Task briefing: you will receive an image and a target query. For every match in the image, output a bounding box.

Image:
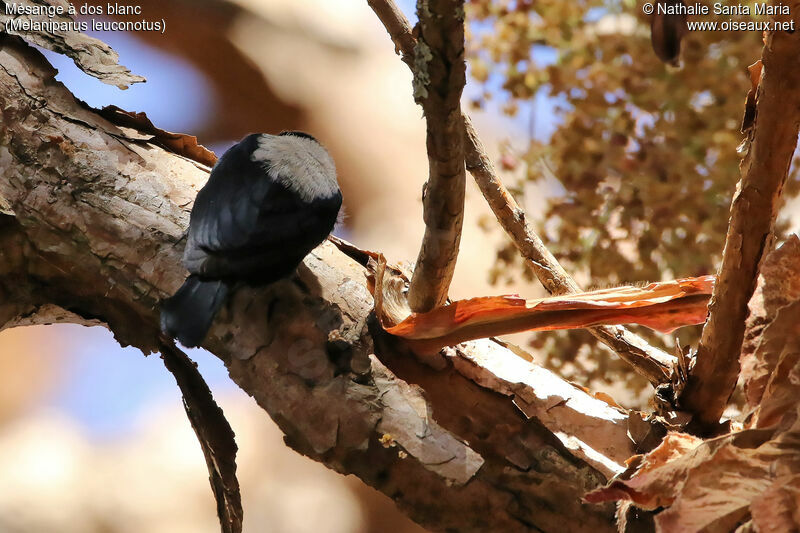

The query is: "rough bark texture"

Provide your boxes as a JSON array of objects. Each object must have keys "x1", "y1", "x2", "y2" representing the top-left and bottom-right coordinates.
[
  {"x1": 0, "y1": 36, "x2": 629, "y2": 532},
  {"x1": 679, "y1": 4, "x2": 800, "y2": 431},
  {"x1": 406, "y1": 0, "x2": 467, "y2": 312}
]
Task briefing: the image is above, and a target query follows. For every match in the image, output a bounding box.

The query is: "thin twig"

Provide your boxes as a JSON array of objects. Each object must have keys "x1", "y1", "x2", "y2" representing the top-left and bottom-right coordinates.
[
  {"x1": 366, "y1": 0, "x2": 415, "y2": 69},
  {"x1": 404, "y1": 0, "x2": 468, "y2": 312},
  {"x1": 159, "y1": 339, "x2": 243, "y2": 533},
  {"x1": 679, "y1": 11, "x2": 800, "y2": 432},
  {"x1": 463, "y1": 119, "x2": 581, "y2": 296},
  {"x1": 367, "y1": 0, "x2": 676, "y2": 385},
  {"x1": 464, "y1": 119, "x2": 676, "y2": 384}
]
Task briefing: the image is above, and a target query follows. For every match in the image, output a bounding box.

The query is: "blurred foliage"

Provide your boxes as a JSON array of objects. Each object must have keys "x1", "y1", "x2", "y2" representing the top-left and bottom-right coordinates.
[{"x1": 465, "y1": 0, "x2": 800, "y2": 399}]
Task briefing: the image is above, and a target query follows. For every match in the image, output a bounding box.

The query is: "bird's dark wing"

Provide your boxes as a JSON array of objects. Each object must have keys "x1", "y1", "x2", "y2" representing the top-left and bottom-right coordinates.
[
  {"x1": 186, "y1": 134, "x2": 270, "y2": 252},
  {"x1": 183, "y1": 134, "x2": 341, "y2": 280}
]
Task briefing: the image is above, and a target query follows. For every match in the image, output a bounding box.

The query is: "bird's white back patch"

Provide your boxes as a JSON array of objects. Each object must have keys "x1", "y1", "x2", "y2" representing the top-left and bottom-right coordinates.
[{"x1": 251, "y1": 134, "x2": 339, "y2": 202}]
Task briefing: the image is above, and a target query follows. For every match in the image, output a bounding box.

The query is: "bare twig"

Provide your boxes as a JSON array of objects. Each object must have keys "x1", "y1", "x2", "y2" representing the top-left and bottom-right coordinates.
[
  {"x1": 463, "y1": 120, "x2": 677, "y2": 384},
  {"x1": 405, "y1": 0, "x2": 467, "y2": 312},
  {"x1": 160, "y1": 339, "x2": 243, "y2": 533},
  {"x1": 679, "y1": 6, "x2": 800, "y2": 431},
  {"x1": 366, "y1": 0, "x2": 415, "y2": 69},
  {"x1": 464, "y1": 120, "x2": 580, "y2": 295},
  {"x1": 368, "y1": 0, "x2": 677, "y2": 385}
]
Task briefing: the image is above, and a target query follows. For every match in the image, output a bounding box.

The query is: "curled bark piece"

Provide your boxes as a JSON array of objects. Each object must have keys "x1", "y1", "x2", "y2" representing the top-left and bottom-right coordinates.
[
  {"x1": 1, "y1": 0, "x2": 145, "y2": 88},
  {"x1": 382, "y1": 276, "x2": 714, "y2": 354}
]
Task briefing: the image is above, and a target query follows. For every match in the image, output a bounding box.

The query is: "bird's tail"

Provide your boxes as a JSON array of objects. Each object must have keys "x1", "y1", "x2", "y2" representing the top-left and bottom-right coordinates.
[{"x1": 160, "y1": 275, "x2": 230, "y2": 348}]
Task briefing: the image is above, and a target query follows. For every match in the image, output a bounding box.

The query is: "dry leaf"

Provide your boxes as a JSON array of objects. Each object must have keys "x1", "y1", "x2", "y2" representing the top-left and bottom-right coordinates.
[
  {"x1": 595, "y1": 391, "x2": 624, "y2": 410},
  {"x1": 741, "y1": 235, "x2": 800, "y2": 417},
  {"x1": 749, "y1": 475, "x2": 800, "y2": 533},
  {"x1": 749, "y1": 301, "x2": 800, "y2": 429},
  {"x1": 586, "y1": 411, "x2": 800, "y2": 533},
  {"x1": 585, "y1": 432, "x2": 703, "y2": 508},
  {"x1": 381, "y1": 276, "x2": 713, "y2": 353}
]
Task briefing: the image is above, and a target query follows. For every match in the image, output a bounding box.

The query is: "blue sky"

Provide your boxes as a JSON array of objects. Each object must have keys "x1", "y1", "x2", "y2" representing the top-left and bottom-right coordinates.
[
  {"x1": 41, "y1": 29, "x2": 214, "y2": 134},
  {"x1": 34, "y1": 324, "x2": 236, "y2": 439}
]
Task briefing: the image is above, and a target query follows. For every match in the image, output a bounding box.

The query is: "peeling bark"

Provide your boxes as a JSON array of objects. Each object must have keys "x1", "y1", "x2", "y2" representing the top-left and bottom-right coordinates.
[{"x1": 1, "y1": 0, "x2": 144, "y2": 88}]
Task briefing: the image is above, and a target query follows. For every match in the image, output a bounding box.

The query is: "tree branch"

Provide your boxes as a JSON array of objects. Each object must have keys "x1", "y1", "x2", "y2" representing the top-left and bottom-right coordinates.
[
  {"x1": 368, "y1": 0, "x2": 677, "y2": 386},
  {"x1": 406, "y1": 0, "x2": 468, "y2": 312},
  {"x1": 679, "y1": 3, "x2": 800, "y2": 431},
  {"x1": 0, "y1": 34, "x2": 628, "y2": 531}
]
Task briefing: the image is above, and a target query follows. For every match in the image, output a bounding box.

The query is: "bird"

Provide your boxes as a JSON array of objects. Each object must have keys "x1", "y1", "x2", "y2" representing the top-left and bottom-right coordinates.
[{"x1": 160, "y1": 131, "x2": 342, "y2": 348}]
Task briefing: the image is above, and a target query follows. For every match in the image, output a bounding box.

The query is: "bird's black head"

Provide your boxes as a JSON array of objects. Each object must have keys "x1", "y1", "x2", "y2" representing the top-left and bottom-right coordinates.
[{"x1": 279, "y1": 131, "x2": 318, "y2": 143}]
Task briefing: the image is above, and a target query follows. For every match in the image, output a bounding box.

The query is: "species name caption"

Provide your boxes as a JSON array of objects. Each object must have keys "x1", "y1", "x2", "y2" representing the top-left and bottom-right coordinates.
[{"x1": 4, "y1": 3, "x2": 165, "y2": 34}]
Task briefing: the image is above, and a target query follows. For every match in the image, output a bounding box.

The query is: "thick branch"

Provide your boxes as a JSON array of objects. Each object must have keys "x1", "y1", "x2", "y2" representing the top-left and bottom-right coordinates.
[
  {"x1": 679, "y1": 4, "x2": 800, "y2": 430},
  {"x1": 368, "y1": 0, "x2": 676, "y2": 386},
  {"x1": 0, "y1": 36, "x2": 626, "y2": 531},
  {"x1": 406, "y1": 0, "x2": 467, "y2": 312}
]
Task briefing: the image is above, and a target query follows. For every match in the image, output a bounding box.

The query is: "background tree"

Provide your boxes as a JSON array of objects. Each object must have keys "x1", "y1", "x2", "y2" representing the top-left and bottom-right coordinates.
[{"x1": 468, "y1": 0, "x2": 800, "y2": 397}]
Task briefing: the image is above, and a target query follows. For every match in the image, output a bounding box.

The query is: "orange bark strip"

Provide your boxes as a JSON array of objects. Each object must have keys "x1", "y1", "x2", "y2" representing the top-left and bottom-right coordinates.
[{"x1": 385, "y1": 276, "x2": 714, "y2": 351}]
